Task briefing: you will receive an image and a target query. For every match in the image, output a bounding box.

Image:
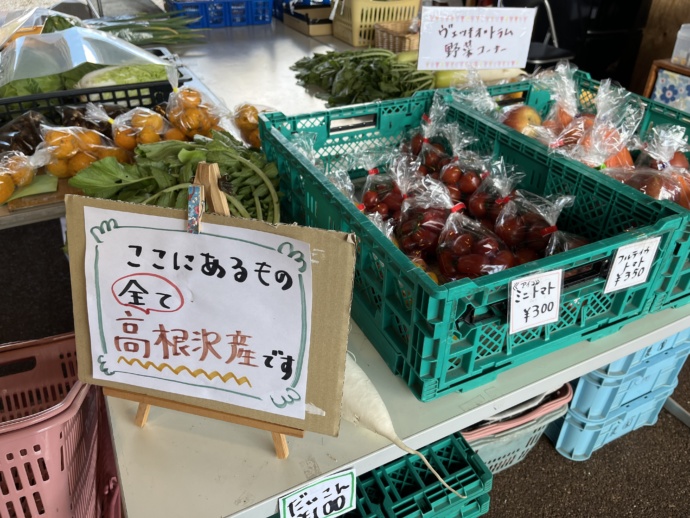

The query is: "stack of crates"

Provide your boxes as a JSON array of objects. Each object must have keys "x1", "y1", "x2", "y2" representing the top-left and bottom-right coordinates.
[
  {"x1": 546, "y1": 328, "x2": 690, "y2": 460},
  {"x1": 273, "y1": 0, "x2": 330, "y2": 21}
]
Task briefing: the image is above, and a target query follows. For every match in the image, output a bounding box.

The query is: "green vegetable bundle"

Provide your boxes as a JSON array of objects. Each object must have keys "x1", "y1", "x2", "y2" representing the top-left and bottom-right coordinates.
[
  {"x1": 69, "y1": 131, "x2": 281, "y2": 223},
  {"x1": 43, "y1": 12, "x2": 205, "y2": 47},
  {"x1": 291, "y1": 49, "x2": 434, "y2": 107}
]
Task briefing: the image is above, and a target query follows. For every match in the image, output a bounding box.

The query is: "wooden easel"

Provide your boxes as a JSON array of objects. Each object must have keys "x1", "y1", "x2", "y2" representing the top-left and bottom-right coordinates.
[{"x1": 103, "y1": 162, "x2": 303, "y2": 459}]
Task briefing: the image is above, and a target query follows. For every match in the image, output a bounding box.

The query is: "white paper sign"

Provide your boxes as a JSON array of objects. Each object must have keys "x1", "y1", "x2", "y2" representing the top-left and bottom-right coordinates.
[
  {"x1": 279, "y1": 469, "x2": 356, "y2": 518},
  {"x1": 604, "y1": 237, "x2": 661, "y2": 294},
  {"x1": 417, "y1": 7, "x2": 537, "y2": 70},
  {"x1": 509, "y1": 270, "x2": 563, "y2": 335},
  {"x1": 83, "y1": 206, "x2": 312, "y2": 419}
]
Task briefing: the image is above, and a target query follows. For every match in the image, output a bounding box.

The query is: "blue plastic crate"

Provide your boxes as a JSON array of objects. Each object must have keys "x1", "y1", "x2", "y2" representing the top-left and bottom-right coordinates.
[
  {"x1": 251, "y1": 0, "x2": 273, "y2": 24},
  {"x1": 166, "y1": 0, "x2": 272, "y2": 27},
  {"x1": 599, "y1": 327, "x2": 690, "y2": 376},
  {"x1": 545, "y1": 382, "x2": 677, "y2": 461},
  {"x1": 569, "y1": 340, "x2": 690, "y2": 421}
]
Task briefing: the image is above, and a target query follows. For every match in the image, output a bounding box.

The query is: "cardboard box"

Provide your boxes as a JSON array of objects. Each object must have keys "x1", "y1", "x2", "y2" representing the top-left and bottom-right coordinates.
[{"x1": 283, "y1": 6, "x2": 333, "y2": 37}]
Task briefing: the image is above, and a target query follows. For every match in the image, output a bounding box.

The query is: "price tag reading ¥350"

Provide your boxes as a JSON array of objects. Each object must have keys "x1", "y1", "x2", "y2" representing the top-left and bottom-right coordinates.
[
  {"x1": 604, "y1": 236, "x2": 661, "y2": 294},
  {"x1": 509, "y1": 270, "x2": 563, "y2": 335},
  {"x1": 279, "y1": 469, "x2": 356, "y2": 518}
]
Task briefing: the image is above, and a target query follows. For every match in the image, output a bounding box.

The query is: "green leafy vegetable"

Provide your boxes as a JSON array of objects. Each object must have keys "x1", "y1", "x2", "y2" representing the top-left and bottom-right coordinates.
[
  {"x1": 291, "y1": 49, "x2": 435, "y2": 107},
  {"x1": 69, "y1": 131, "x2": 281, "y2": 223}
]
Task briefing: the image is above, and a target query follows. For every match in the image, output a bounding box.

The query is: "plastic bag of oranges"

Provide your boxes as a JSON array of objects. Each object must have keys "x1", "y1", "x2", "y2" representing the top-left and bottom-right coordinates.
[
  {"x1": 86, "y1": 103, "x2": 183, "y2": 151},
  {"x1": 167, "y1": 86, "x2": 224, "y2": 140},
  {"x1": 0, "y1": 149, "x2": 51, "y2": 204},
  {"x1": 41, "y1": 125, "x2": 131, "y2": 178},
  {"x1": 232, "y1": 103, "x2": 274, "y2": 149}
]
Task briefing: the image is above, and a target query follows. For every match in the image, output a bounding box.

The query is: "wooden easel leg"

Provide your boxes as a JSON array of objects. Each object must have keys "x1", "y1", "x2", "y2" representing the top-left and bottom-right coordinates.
[
  {"x1": 135, "y1": 403, "x2": 151, "y2": 427},
  {"x1": 271, "y1": 432, "x2": 289, "y2": 459}
]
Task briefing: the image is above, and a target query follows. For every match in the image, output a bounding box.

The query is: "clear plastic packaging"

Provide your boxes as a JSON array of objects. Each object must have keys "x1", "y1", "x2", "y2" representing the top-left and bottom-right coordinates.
[
  {"x1": 636, "y1": 124, "x2": 689, "y2": 171},
  {"x1": 568, "y1": 80, "x2": 644, "y2": 169},
  {"x1": 41, "y1": 124, "x2": 130, "y2": 178},
  {"x1": 394, "y1": 180, "x2": 453, "y2": 260},
  {"x1": 437, "y1": 126, "x2": 485, "y2": 204},
  {"x1": 166, "y1": 76, "x2": 224, "y2": 139},
  {"x1": 86, "y1": 103, "x2": 176, "y2": 150},
  {"x1": 0, "y1": 111, "x2": 48, "y2": 155},
  {"x1": 437, "y1": 210, "x2": 514, "y2": 281},
  {"x1": 451, "y1": 70, "x2": 500, "y2": 119},
  {"x1": 494, "y1": 190, "x2": 575, "y2": 262},
  {"x1": 56, "y1": 104, "x2": 129, "y2": 139},
  {"x1": 604, "y1": 167, "x2": 690, "y2": 210},
  {"x1": 0, "y1": 148, "x2": 51, "y2": 188},
  {"x1": 232, "y1": 103, "x2": 274, "y2": 149},
  {"x1": 534, "y1": 61, "x2": 579, "y2": 138},
  {"x1": 467, "y1": 159, "x2": 524, "y2": 229},
  {"x1": 0, "y1": 27, "x2": 173, "y2": 97}
]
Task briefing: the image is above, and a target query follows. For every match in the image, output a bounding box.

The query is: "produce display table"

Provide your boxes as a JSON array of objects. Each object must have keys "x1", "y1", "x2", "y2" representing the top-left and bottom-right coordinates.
[{"x1": 107, "y1": 306, "x2": 690, "y2": 517}]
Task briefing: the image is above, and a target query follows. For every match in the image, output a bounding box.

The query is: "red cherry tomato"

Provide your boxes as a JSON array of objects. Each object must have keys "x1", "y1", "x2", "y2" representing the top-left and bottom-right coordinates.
[
  {"x1": 456, "y1": 254, "x2": 489, "y2": 278},
  {"x1": 458, "y1": 171, "x2": 481, "y2": 194},
  {"x1": 440, "y1": 165, "x2": 462, "y2": 185},
  {"x1": 362, "y1": 190, "x2": 379, "y2": 209}
]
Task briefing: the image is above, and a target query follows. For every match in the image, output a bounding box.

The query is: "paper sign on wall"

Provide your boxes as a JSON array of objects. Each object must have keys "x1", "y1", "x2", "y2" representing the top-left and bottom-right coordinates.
[
  {"x1": 509, "y1": 270, "x2": 563, "y2": 335},
  {"x1": 82, "y1": 205, "x2": 313, "y2": 419},
  {"x1": 417, "y1": 7, "x2": 537, "y2": 70},
  {"x1": 604, "y1": 237, "x2": 661, "y2": 294},
  {"x1": 279, "y1": 469, "x2": 356, "y2": 518}
]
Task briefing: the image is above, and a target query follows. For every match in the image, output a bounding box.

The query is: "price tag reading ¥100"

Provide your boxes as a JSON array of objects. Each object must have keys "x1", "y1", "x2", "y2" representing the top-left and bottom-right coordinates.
[
  {"x1": 509, "y1": 270, "x2": 563, "y2": 335},
  {"x1": 604, "y1": 236, "x2": 661, "y2": 294},
  {"x1": 279, "y1": 469, "x2": 356, "y2": 518}
]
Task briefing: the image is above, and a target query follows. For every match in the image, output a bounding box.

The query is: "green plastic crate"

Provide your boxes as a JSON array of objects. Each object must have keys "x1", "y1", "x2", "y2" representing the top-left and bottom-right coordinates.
[
  {"x1": 482, "y1": 71, "x2": 690, "y2": 311},
  {"x1": 260, "y1": 90, "x2": 685, "y2": 402},
  {"x1": 360, "y1": 432, "x2": 492, "y2": 518}
]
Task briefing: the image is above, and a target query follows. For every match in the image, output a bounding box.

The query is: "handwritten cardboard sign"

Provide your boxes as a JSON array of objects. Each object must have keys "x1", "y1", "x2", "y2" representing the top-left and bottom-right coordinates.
[
  {"x1": 67, "y1": 196, "x2": 356, "y2": 436},
  {"x1": 417, "y1": 7, "x2": 536, "y2": 70}
]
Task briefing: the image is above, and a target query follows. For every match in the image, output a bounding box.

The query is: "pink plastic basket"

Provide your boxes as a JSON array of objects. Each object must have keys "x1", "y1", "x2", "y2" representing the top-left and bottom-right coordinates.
[
  {"x1": 0, "y1": 333, "x2": 99, "y2": 518},
  {"x1": 461, "y1": 383, "x2": 574, "y2": 442}
]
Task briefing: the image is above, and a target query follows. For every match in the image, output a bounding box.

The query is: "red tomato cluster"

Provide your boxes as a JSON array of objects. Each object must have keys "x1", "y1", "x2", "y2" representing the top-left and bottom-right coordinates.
[
  {"x1": 361, "y1": 180, "x2": 404, "y2": 220},
  {"x1": 396, "y1": 206, "x2": 449, "y2": 259},
  {"x1": 437, "y1": 229, "x2": 516, "y2": 280}
]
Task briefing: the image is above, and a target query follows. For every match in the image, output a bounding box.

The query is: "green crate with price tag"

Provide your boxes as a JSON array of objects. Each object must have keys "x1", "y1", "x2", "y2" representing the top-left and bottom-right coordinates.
[{"x1": 259, "y1": 90, "x2": 686, "y2": 402}]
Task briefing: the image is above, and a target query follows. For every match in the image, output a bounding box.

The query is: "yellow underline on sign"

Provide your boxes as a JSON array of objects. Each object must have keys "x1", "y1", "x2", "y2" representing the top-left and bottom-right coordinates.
[{"x1": 116, "y1": 356, "x2": 252, "y2": 387}]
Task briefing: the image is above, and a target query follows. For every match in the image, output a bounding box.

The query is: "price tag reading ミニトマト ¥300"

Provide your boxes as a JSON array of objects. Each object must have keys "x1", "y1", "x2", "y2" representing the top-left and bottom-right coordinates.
[
  {"x1": 604, "y1": 236, "x2": 661, "y2": 294},
  {"x1": 509, "y1": 270, "x2": 563, "y2": 335},
  {"x1": 279, "y1": 468, "x2": 356, "y2": 518}
]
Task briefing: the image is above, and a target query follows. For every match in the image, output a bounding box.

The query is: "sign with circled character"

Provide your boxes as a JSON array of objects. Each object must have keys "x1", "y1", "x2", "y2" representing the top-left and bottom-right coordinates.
[
  {"x1": 67, "y1": 196, "x2": 356, "y2": 436},
  {"x1": 417, "y1": 7, "x2": 537, "y2": 70}
]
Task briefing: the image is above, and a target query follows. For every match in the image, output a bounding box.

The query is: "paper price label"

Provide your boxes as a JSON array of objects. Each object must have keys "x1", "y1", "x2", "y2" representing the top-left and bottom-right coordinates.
[
  {"x1": 604, "y1": 236, "x2": 661, "y2": 294},
  {"x1": 279, "y1": 469, "x2": 356, "y2": 518},
  {"x1": 509, "y1": 270, "x2": 563, "y2": 335}
]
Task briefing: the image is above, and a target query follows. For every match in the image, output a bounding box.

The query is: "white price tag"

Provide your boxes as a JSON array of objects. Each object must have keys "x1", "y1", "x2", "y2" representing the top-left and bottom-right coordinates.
[
  {"x1": 604, "y1": 237, "x2": 661, "y2": 294},
  {"x1": 509, "y1": 270, "x2": 563, "y2": 335},
  {"x1": 279, "y1": 468, "x2": 356, "y2": 518}
]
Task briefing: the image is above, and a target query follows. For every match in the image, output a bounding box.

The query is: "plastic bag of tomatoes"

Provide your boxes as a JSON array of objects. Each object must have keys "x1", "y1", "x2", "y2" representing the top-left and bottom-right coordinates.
[
  {"x1": 603, "y1": 167, "x2": 690, "y2": 210},
  {"x1": 467, "y1": 159, "x2": 524, "y2": 229},
  {"x1": 532, "y1": 61, "x2": 580, "y2": 146},
  {"x1": 437, "y1": 209, "x2": 515, "y2": 281},
  {"x1": 494, "y1": 190, "x2": 582, "y2": 264},
  {"x1": 394, "y1": 178, "x2": 454, "y2": 260},
  {"x1": 635, "y1": 124, "x2": 689, "y2": 171},
  {"x1": 567, "y1": 80, "x2": 644, "y2": 169}
]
